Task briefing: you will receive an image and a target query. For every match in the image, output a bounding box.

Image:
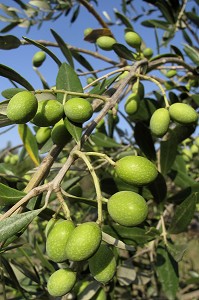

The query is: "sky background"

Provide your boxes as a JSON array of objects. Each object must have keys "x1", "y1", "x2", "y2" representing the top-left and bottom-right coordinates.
[{"x1": 0, "y1": 0, "x2": 197, "y2": 150}]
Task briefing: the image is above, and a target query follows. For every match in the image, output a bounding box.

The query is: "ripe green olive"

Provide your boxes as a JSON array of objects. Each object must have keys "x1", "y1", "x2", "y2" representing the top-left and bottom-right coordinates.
[
  {"x1": 47, "y1": 268, "x2": 76, "y2": 297},
  {"x1": 46, "y1": 220, "x2": 75, "y2": 262},
  {"x1": 96, "y1": 36, "x2": 116, "y2": 51},
  {"x1": 143, "y1": 47, "x2": 153, "y2": 59},
  {"x1": 35, "y1": 127, "x2": 51, "y2": 144},
  {"x1": 65, "y1": 222, "x2": 102, "y2": 261},
  {"x1": 32, "y1": 99, "x2": 64, "y2": 127},
  {"x1": 150, "y1": 108, "x2": 170, "y2": 137},
  {"x1": 32, "y1": 51, "x2": 46, "y2": 67},
  {"x1": 107, "y1": 191, "x2": 148, "y2": 226},
  {"x1": 51, "y1": 119, "x2": 71, "y2": 145},
  {"x1": 132, "y1": 81, "x2": 145, "y2": 100},
  {"x1": 165, "y1": 70, "x2": 177, "y2": 78},
  {"x1": 115, "y1": 155, "x2": 158, "y2": 186},
  {"x1": 64, "y1": 97, "x2": 93, "y2": 123},
  {"x1": 89, "y1": 244, "x2": 116, "y2": 283},
  {"x1": 124, "y1": 31, "x2": 142, "y2": 49},
  {"x1": 124, "y1": 93, "x2": 140, "y2": 115},
  {"x1": 7, "y1": 91, "x2": 38, "y2": 124},
  {"x1": 169, "y1": 103, "x2": 198, "y2": 124}
]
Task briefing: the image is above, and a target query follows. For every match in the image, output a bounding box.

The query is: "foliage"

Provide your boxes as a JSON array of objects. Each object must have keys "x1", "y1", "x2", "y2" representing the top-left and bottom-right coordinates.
[{"x1": 0, "y1": 0, "x2": 199, "y2": 299}]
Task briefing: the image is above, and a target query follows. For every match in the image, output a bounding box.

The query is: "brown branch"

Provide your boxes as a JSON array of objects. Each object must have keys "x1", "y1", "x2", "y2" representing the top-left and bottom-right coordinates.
[{"x1": 78, "y1": 0, "x2": 108, "y2": 29}]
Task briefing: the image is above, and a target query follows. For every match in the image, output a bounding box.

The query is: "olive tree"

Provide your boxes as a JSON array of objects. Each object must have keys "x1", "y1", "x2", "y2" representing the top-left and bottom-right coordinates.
[{"x1": 0, "y1": 1, "x2": 198, "y2": 299}]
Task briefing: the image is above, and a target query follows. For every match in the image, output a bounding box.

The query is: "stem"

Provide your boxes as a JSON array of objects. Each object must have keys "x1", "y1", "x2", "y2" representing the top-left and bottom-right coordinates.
[
  {"x1": 136, "y1": 73, "x2": 170, "y2": 108},
  {"x1": 56, "y1": 190, "x2": 71, "y2": 219},
  {"x1": 85, "y1": 152, "x2": 116, "y2": 166},
  {"x1": 73, "y1": 150, "x2": 103, "y2": 225},
  {"x1": 160, "y1": 215, "x2": 168, "y2": 246}
]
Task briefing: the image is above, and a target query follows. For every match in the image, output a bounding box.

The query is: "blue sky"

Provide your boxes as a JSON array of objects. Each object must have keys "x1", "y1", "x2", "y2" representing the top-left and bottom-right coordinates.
[{"x1": 0, "y1": 0, "x2": 197, "y2": 149}]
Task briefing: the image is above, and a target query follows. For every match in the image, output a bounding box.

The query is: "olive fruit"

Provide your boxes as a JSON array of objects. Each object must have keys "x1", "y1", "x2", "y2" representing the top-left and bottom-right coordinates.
[
  {"x1": 47, "y1": 268, "x2": 76, "y2": 297},
  {"x1": 84, "y1": 27, "x2": 93, "y2": 36},
  {"x1": 195, "y1": 137, "x2": 199, "y2": 147},
  {"x1": 150, "y1": 108, "x2": 170, "y2": 137},
  {"x1": 65, "y1": 222, "x2": 102, "y2": 261},
  {"x1": 64, "y1": 97, "x2": 93, "y2": 123},
  {"x1": 107, "y1": 191, "x2": 148, "y2": 226},
  {"x1": 96, "y1": 36, "x2": 116, "y2": 51},
  {"x1": 124, "y1": 31, "x2": 142, "y2": 49},
  {"x1": 32, "y1": 51, "x2": 46, "y2": 67},
  {"x1": 32, "y1": 99, "x2": 64, "y2": 126},
  {"x1": 89, "y1": 244, "x2": 116, "y2": 283},
  {"x1": 125, "y1": 93, "x2": 140, "y2": 115},
  {"x1": 182, "y1": 148, "x2": 192, "y2": 162},
  {"x1": 191, "y1": 144, "x2": 198, "y2": 155},
  {"x1": 45, "y1": 218, "x2": 64, "y2": 238},
  {"x1": 115, "y1": 155, "x2": 158, "y2": 186},
  {"x1": 36, "y1": 127, "x2": 51, "y2": 144},
  {"x1": 166, "y1": 70, "x2": 177, "y2": 78},
  {"x1": 46, "y1": 220, "x2": 75, "y2": 262},
  {"x1": 132, "y1": 81, "x2": 145, "y2": 100},
  {"x1": 92, "y1": 289, "x2": 107, "y2": 300},
  {"x1": 7, "y1": 91, "x2": 38, "y2": 124},
  {"x1": 143, "y1": 47, "x2": 153, "y2": 59},
  {"x1": 51, "y1": 119, "x2": 71, "y2": 145},
  {"x1": 169, "y1": 103, "x2": 198, "y2": 124}
]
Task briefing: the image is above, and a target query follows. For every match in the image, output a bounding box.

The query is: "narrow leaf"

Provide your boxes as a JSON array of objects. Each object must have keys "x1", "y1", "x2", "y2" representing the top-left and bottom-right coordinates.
[
  {"x1": 0, "y1": 35, "x2": 21, "y2": 50},
  {"x1": 0, "y1": 64, "x2": 34, "y2": 90},
  {"x1": 156, "y1": 245, "x2": 179, "y2": 300},
  {"x1": 167, "y1": 242, "x2": 187, "y2": 262},
  {"x1": 23, "y1": 36, "x2": 62, "y2": 67},
  {"x1": 169, "y1": 193, "x2": 197, "y2": 234},
  {"x1": 142, "y1": 19, "x2": 169, "y2": 30},
  {"x1": 18, "y1": 124, "x2": 40, "y2": 166},
  {"x1": 160, "y1": 131, "x2": 178, "y2": 175},
  {"x1": 0, "y1": 209, "x2": 43, "y2": 243},
  {"x1": 115, "y1": 11, "x2": 134, "y2": 29},
  {"x1": 90, "y1": 132, "x2": 121, "y2": 148},
  {"x1": 50, "y1": 29, "x2": 74, "y2": 68},
  {"x1": 0, "y1": 183, "x2": 26, "y2": 206},
  {"x1": 64, "y1": 117, "x2": 82, "y2": 143},
  {"x1": 113, "y1": 43, "x2": 135, "y2": 60},
  {"x1": 71, "y1": 50, "x2": 95, "y2": 74},
  {"x1": 183, "y1": 44, "x2": 199, "y2": 65},
  {"x1": 2, "y1": 87, "x2": 25, "y2": 98},
  {"x1": 56, "y1": 62, "x2": 83, "y2": 102}
]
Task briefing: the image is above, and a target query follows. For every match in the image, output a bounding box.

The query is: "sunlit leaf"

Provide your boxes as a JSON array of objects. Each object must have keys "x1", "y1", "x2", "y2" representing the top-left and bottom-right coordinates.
[
  {"x1": 29, "y1": 0, "x2": 50, "y2": 11},
  {"x1": 142, "y1": 19, "x2": 169, "y2": 30},
  {"x1": 1, "y1": 87, "x2": 26, "y2": 99},
  {"x1": 90, "y1": 132, "x2": 121, "y2": 148},
  {"x1": 114, "y1": 11, "x2": 134, "y2": 29},
  {"x1": 167, "y1": 241, "x2": 187, "y2": 262},
  {"x1": 18, "y1": 124, "x2": 40, "y2": 166},
  {"x1": 64, "y1": 117, "x2": 82, "y2": 143},
  {"x1": 183, "y1": 44, "x2": 199, "y2": 65}
]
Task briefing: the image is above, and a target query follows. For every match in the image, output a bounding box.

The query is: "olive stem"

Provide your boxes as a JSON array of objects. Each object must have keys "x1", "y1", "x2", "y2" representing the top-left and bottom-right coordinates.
[
  {"x1": 34, "y1": 89, "x2": 108, "y2": 102},
  {"x1": 56, "y1": 190, "x2": 71, "y2": 219},
  {"x1": 160, "y1": 215, "x2": 168, "y2": 246},
  {"x1": 73, "y1": 150, "x2": 103, "y2": 225},
  {"x1": 84, "y1": 152, "x2": 116, "y2": 166},
  {"x1": 135, "y1": 74, "x2": 170, "y2": 108}
]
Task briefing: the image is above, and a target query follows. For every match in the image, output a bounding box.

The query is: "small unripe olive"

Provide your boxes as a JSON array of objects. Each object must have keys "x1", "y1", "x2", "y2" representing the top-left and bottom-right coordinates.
[
  {"x1": 7, "y1": 91, "x2": 38, "y2": 124},
  {"x1": 107, "y1": 191, "x2": 148, "y2": 226},
  {"x1": 124, "y1": 31, "x2": 142, "y2": 49},
  {"x1": 51, "y1": 119, "x2": 71, "y2": 145},
  {"x1": 45, "y1": 218, "x2": 64, "y2": 238},
  {"x1": 89, "y1": 244, "x2": 116, "y2": 283},
  {"x1": 182, "y1": 148, "x2": 192, "y2": 160},
  {"x1": 166, "y1": 70, "x2": 177, "y2": 78},
  {"x1": 190, "y1": 144, "x2": 198, "y2": 155},
  {"x1": 84, "y1": 27, "x2": 93, "y2": 36},
  {"x1": 115, "y1": 156, "x2": 158, "y2": 186},
  {"x1": 47, "y1": 268, "x2": 76, "y2": 297},
  {"x1": 132, "y1": 81, "x2": 145, "y2": 99},
  {"x1": 64, "y1": 97, "x2": 93, "y2": 123},
  {"x1": 96, "y1": 36, "x2": 116, "y2": 51},
  {"x1": 65, "y1": 222, "x2": 102, "y2": 261},
  {"x1": 36, "y1": 127, "x2": 51, "y2": 144},
  {"x1": 32, "y1": 51, "x2": 46, "y2": 67},
  {"x1": 46, "y1": 220, "x2": 75, "y2": 262},
  {"x1": 143, "y1": 47, "x2": 153, "y2": 59},
  {"x1": 125, "y1": 93, "x2": 140, "y2": 115},
  {"x1": 169, "y1": 103, "x2": 198, "y2": 124},
  {"x1": 150, "y1": 108, "x2": 170, "y2": 137},
  {"x1": 32, "y1": 99, "x2": 64, "y2": 127}
]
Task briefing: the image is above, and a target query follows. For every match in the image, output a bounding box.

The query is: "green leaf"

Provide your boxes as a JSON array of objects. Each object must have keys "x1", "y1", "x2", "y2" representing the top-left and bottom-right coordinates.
[
  {"x1": 50, "y1": 29, "x2": 74, "y2": 68},
  {"x1": 182, "y1": 30, "x2": 193, "y2": 46},
  {"x1": 142, "y1": 19, "x2": 169, "y2": 30},
  {"x1": 90, "y1": 132, "x2": 121, "y2": 148},
  {"x1": 0, "y1": 183, "x2": 26, "y2": 206},
  {"x1": 170, "y1": 45, "x2": 184, "y2": 59},
  {"x1": 160, "y1": 131, "x2": 178, "y2": 175},
  {"x1": 156, "y1": 245, "x2": 179, "y2": 300},
  {"x1": 29, "y1": 0, "x2": 50, "y2": 11},
  {"x1": 148, "y1": 172, "x2": 167, "y2": 203},
  {"x1": 23, "y1": 36, "x2": 62, "y2": 67},
  {"x1": 0, "y1": 35, "x2": 21, "y2": 50},
  {"x1": 129, "y1": 98, "x2": 159, "y2": 122},
  {"x1": 0, "y1": 208, "x2": 44, "y2": 243},
  {"x1": 169, "y1": 193, "x2": 197, "y2": 234},
  {"x1": 115, "y1": 11, "x2": 134, "y2": 29},
  {"x1": 0, "y1": 64, "x2": 34, "y2": 90},
  {"x1": 186, "y1": 12, "x2": 199, "y2": 27},
  {"x1": 18, "y1": 124, "x2": 40, "y2": 166},
  {"x1": 56, "y1": 62, "x2": 83, "y2": 102},
  {"x1": 71, "y1": 50, "x2": 95, "y2": 74},
  {"x1": 134, "y1": 122, "x2": 156, "y2": 161},
  {"x1": 183, "y1": 44, "x2": 199, "y2": 65},
  {"x1": 113, "y1": 43, "x2": 135, "y2": 60},
  {"x1": 89, "y1": 75, "x2": 119, "y2": 99},
  {"x1": 0, "y1": 114, "x2": 13, "y2": 127},
  {"x1": 2, "y1": 87, "x2": 26, "y2": 98},
  {"x1": 167, "y1": 241, "x2": 187, "y2": 262},
  {"x1": 168, "y1": 184, "x2": 199, "y2": 204},
  {"x1": 64, "y1": 117, "x2": 82, "y2": 143}
]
